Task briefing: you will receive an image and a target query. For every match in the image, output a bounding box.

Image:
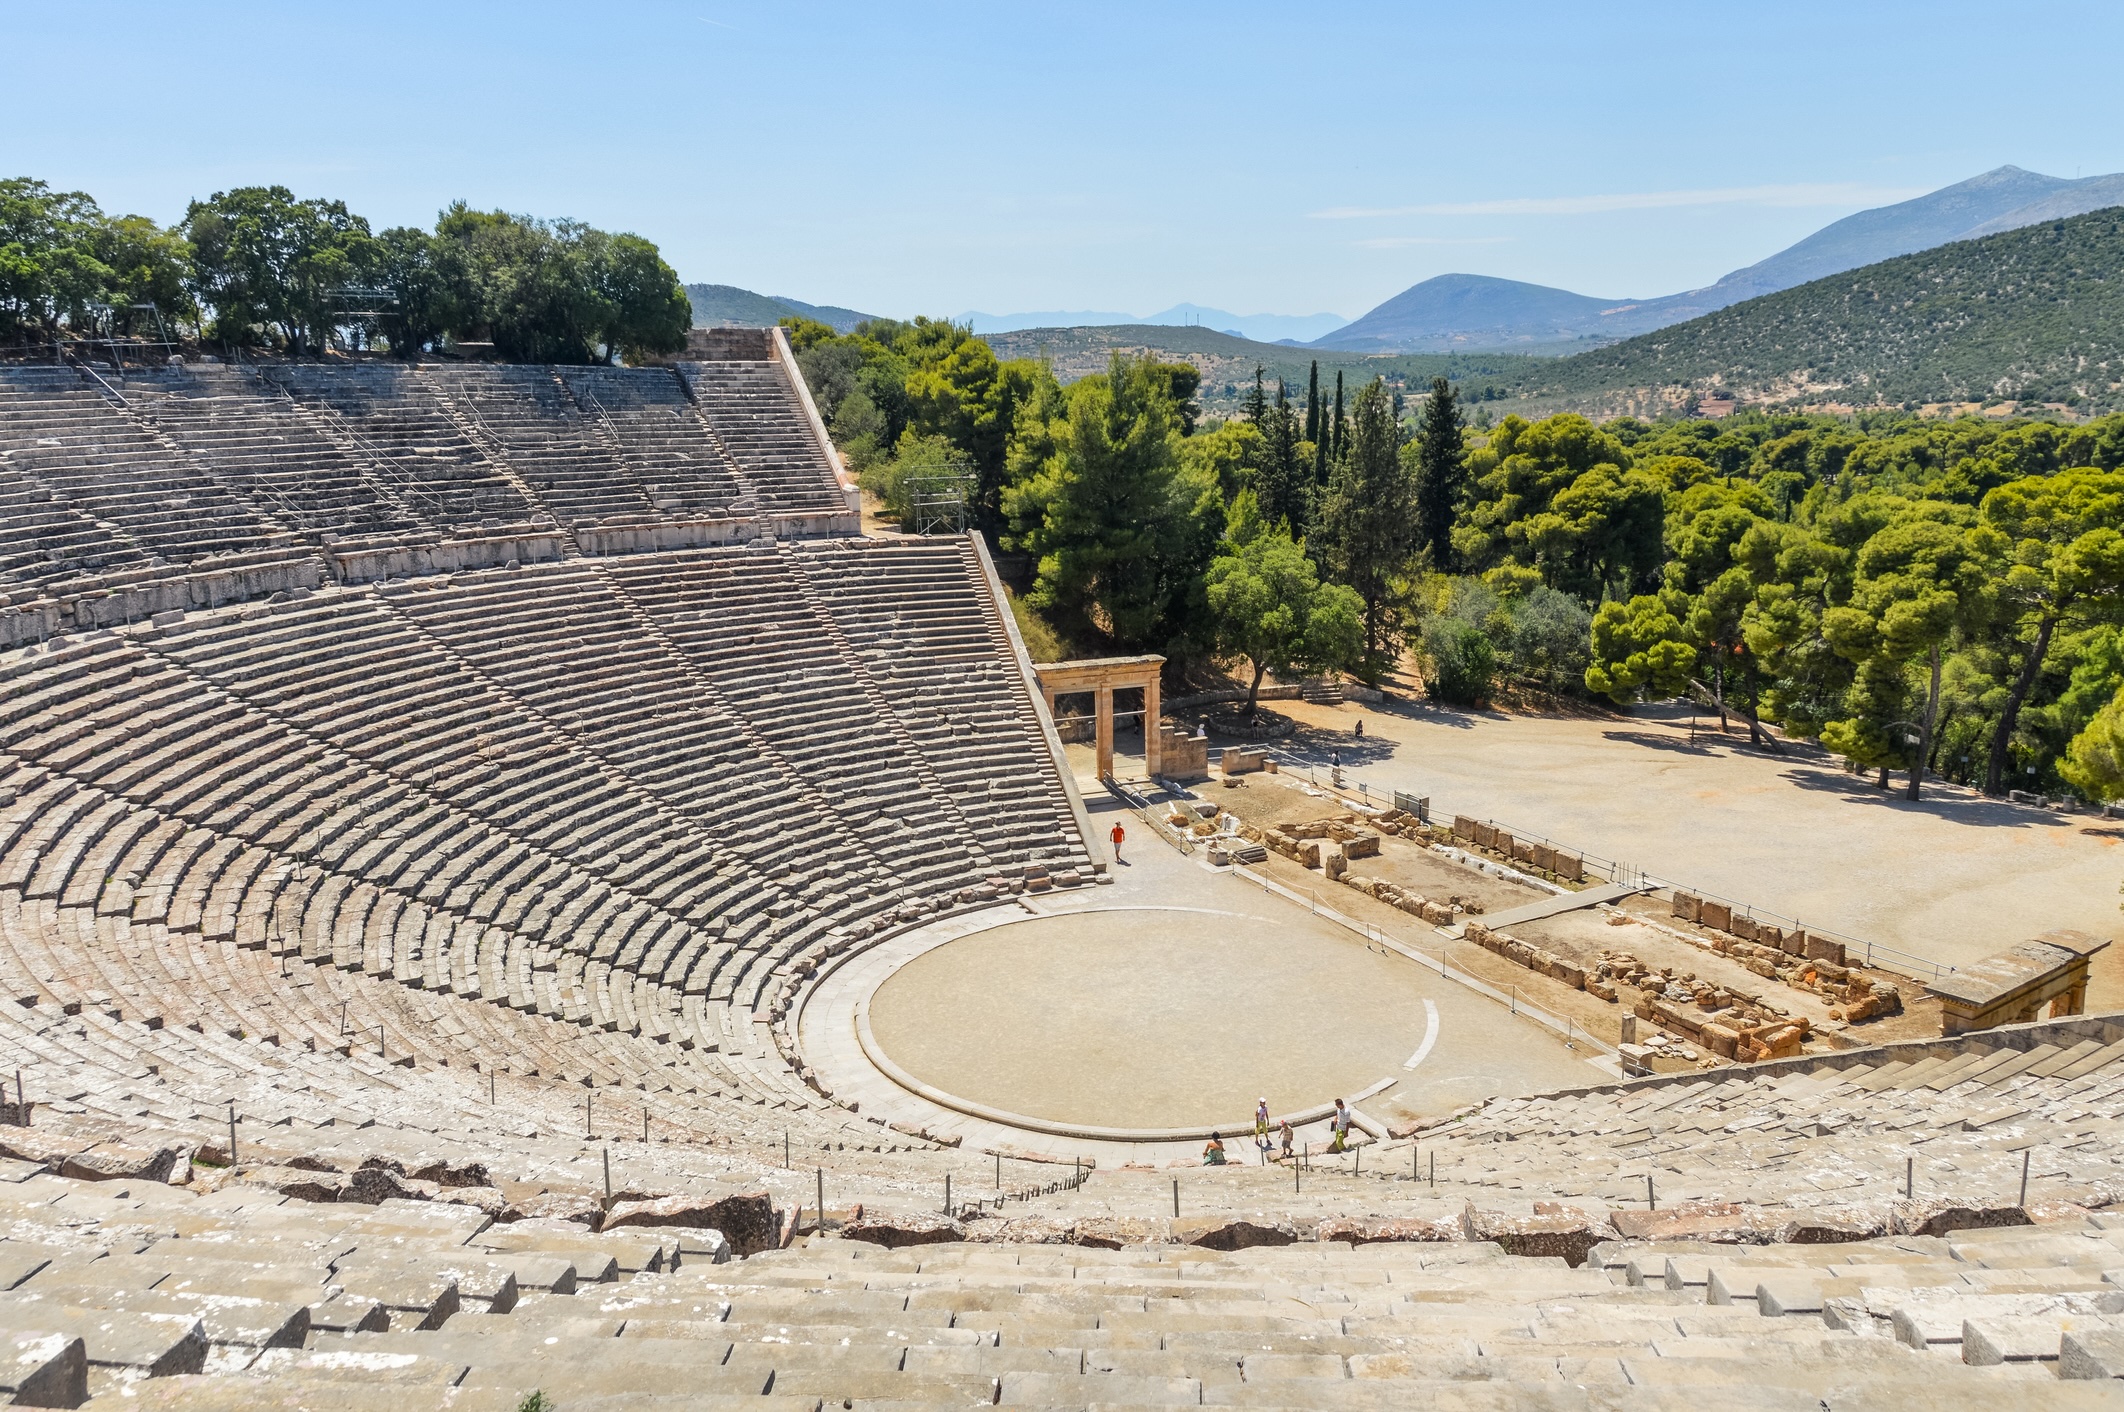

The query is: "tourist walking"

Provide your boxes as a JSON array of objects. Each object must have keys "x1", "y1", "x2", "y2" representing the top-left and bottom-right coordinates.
[
  {"x1": 1110, "y1": 821, "x2": 1126, "y2": 863},
  {"x1": 1354, "y1": 719, "x2": 1364, "y2": 739},
  {"x1": 1329, "y1": 1098, "x2": 1350, "y2": 1153},
  {"x1": 1254, "y1": 1097, "x2": 1269, "y2": 1141},
  {"x1": 1278, "y1": 1119, "x2": 1294, "y2": 1161}
]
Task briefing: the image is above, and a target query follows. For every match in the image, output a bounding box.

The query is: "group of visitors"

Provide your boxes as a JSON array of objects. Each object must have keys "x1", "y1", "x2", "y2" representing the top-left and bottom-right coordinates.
[{"x1": 1202, "y1": 1097, "x2": 1352, "y2": 1164}]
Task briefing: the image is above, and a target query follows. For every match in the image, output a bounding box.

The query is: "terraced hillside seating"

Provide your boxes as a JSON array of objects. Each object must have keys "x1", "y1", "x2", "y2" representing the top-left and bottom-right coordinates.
[
  {"x1": 0, "y1": 539, "x2": 1093, "y2": 1141},
  {"x1": 0, "y1": 355, "x2": 857, "y2": 614},
  {"x1": 677, "y1": 357, "x2": 846, "y2": 517},
  {"x1": 3, "y1": 1174, "x2": 2124, "y2": 1409}
]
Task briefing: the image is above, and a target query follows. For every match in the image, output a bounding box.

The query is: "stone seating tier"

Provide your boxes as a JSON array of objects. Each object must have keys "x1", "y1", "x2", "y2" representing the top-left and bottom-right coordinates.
[
  {"x1": 0, "y1": 360, "x2": 856, "y2": 609},
  {"x1": 0, "y1": 1172, "x2": 2117, "y2": 1407},
  {"x1": 0, "y1": 541, "x2": 1095, "y2": 1174}
]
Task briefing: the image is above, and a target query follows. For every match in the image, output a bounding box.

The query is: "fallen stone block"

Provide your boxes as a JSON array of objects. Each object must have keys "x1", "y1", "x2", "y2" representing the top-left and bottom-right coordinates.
[
  {"x1": 1804, "y1": 934, "x2": 1847, "y2": 965},
  {"x1": 1893, "y1": 1198, "x2": 2035, "y2": 1238},
  {"x1": 1672, "y1": 892, "x2": 1702, "y2": 923},
  {"x1": 841, "y1": 1211, "x2": 966, "y2": 1248},
  {"x1": 1173, "y1": 1216, "x2": 1298, "y2": 1251},
  {"x1": 601, "y1": 1190, "x2": 777, "y2": 1256},
  {"x1": 1462, "y1": 1204, "x2": 1609, "y2": 1267}
]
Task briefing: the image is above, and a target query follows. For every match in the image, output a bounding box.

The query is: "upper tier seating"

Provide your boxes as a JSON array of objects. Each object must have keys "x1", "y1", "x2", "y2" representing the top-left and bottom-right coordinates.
[{"x1": 0, "y1": 355, "x2": 854, "y2": 605}]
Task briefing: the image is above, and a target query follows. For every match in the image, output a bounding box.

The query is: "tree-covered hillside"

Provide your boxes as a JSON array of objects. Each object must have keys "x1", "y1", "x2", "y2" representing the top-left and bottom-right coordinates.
[{"x1": 1520, "y1": 205, "x2": 2124, "y2": 416}]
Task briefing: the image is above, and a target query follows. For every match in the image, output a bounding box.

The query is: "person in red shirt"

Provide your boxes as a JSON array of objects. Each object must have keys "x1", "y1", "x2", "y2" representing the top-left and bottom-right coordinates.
[{"x1": 1110, "y1": 821, "x2": 1126, "y2": 863}]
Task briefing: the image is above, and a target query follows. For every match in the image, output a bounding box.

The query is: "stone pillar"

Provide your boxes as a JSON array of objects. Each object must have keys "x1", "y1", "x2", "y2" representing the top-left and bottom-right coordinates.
[
  {"x1": 1095, "y1": 685, "x2": 1114, "y2": 779},
  {"x1": 1143, "y1": 672, "x2": 1162, "y2": 778}
]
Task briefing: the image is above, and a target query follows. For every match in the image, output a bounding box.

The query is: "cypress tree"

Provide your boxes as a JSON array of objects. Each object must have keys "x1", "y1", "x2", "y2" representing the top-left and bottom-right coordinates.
[
  {"x1": 1318, "y1": 377, "x2": 1418, "y2": 676},
  {"x1": 1259, "y1": 380, "x2": 1307, "y2": 534},
  {"x1": 1241, "y1": 364, "x2": 1267, "y2": 426},
  {"x1": 1331, "y1": 371, "x2": 1346, "y2": 459},
  {"x1": 1412, "y1": 376, "x2": 1465, "y2": 571},
  {"x1": 1304, "y1": 361, "x2": 1320, "y2": 445}
]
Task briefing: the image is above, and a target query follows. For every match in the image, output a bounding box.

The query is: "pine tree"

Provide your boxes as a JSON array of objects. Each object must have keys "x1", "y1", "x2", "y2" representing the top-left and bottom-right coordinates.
[
  {"x1": 1412, "y1": 376, "x2": 1465, "y2": 571},
  {"x1": 1304, "y1": 361, "x2": 1320, "y2": 445}
]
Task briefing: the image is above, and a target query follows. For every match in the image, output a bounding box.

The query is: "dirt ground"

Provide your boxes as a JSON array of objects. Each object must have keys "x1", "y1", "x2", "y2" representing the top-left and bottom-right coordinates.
[
  {"x1": 1218, "y1": 776, "x2": 1946, "y2": 1066},
  {"x1": 1218, "y1": 690, "x2": 2124, "y2": 1001}
]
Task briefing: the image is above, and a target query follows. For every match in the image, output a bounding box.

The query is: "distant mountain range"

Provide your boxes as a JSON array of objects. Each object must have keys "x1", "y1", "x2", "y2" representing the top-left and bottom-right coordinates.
[
  {"x1": 683, "y1": 284, "x2": 878, "y2": 334},
  {"x1": 1312, "y1": 165, "x2": 2124, "y2": 353},
  {"x1": 1501, "y1": 201, "x2": 2124, "y2": 417},
  {"x1": 961, "y1": 304, "x2": 1348, "y2": 344}
]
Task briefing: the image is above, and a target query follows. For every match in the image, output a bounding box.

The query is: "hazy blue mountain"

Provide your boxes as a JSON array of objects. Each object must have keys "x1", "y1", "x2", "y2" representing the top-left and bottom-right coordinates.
[
  {"x1": 684, "y1": 284, "x2": 877, "y2": 333},
  {"x1": 1310, "y1": 165, "x2": 2124, "y2": 353},
  {"x1": 1308, "y1": 274, "x2": 1632, "y2": 353},
  {"x1": 961, "y1": 309, "x2": 1139, "y2": 334},
  {"x1": 965, "y1": 304, "x2": 1347, "y2": 343}
]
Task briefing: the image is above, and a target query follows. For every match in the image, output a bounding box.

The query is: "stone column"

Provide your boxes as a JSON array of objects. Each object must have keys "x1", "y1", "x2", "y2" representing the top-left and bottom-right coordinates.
[
  {"x1": 1143, "y1": 671, "x2": 1162, "y2": 777},
  {"x1": 1095, "y1": 685, "x2": 1114, "y2": 779}
]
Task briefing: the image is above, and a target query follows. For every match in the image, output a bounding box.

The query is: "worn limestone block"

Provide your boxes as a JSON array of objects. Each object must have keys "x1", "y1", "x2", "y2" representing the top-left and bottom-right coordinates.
[
  {"x1": 1342, "y1": 832, "x2": 1380, "y2": 860},
  {"x1": 1173, "y1": 1216, "x2": 1298, "y2": 1251},
  {"x1": 0, "y1": 1330, "x2": 85, "y2": 1407},
  {"x1": 1755, "y1": 924, "x2": 1785, "y2": 951},
  {"x1": 1322, "y1": 847, "x2": 1347, "y2": 882},
  {"x1": 962, "y1": 1216, "x2": 1074, "y2": 1245},
  {"x1": 1805, "y1": 934, "x2": 1847, "y2": 966},
  {"x1": 1773, "y1": 1207, "x2": 1887, "y2": 1244},
  {"x1": 602, "y1": 1190, "x2": 777, "y2": 1256},
  {"x1": 60, "y1": 1142, "x2": 182, "y2": 1184},
  {"x1": 1531, "y1": 843, "x2": 1556, "y2": 872},
  {"x1": 237, "y1": 1165, "x2": 349, "y2": 1204},
  {"x1": 1493, "y1": 831, "x2": 1515, "y2": 857},
  {"x1": 1699, "y1": 900, "x2": 1732, "y2": 931},
  {"x1": 1729, "y1": 915, "x2": 1757, "y2": 943},
  {"x1": 1701, "y1": 1022, "x2": 1742, "y2": 1059},
  {"x1": 1068, "y1": 1217, "x2": 1168, "y2": 1250},
  {"x1": 1610, "y1": 1203, "x2": 1777, "y2": 1245},
  {"x1": 1315, "y1": 1215, "x2": 1460, "y2": 1245},
  {"x1": 1462, "y1": 1204, "x2": 1609, "y2": 1267},
  {"x1": 2061, "y1": 1328, "x2": 2124, "y2": 1379},
  {"x1": 1453, "y1": 815, "x2": 1477, "y2": 842},
  {"x1": 842, "y1": 1211, "x2": 965, "y2": 1249},
  {"x1": 1511, "y1": 840, "x2": 1537, "y2": 866},
  {"x1": 503, "y1": 1191, "x2": 603, "y2": 1226},
  {"x1": 1554, "y1": 853, "x2": 1584, "y2": 882}
]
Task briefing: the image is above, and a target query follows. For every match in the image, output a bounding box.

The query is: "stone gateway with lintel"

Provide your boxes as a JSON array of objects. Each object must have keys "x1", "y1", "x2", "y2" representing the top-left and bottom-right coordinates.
[{"x1": 1925, "y1": 928, "x2": 2109, "y2": 1035}]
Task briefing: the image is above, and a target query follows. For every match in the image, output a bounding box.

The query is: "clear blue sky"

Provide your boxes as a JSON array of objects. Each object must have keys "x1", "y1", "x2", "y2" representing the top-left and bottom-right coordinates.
[{"x1": 7, "y1": 1, "x2": 2121, "y2": 321}]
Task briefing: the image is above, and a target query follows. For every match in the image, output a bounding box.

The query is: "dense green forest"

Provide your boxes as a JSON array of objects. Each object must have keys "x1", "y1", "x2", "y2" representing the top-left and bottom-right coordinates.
[
  {"x1": 978, "y1": 323, "x2": 1538, "y2": 420},
  {"x1": 787, "y1": 311, "x2": 2124, "y2": 803},
  {"x1": 0, "y1": 176, "x2": 690, "y2": 362}
]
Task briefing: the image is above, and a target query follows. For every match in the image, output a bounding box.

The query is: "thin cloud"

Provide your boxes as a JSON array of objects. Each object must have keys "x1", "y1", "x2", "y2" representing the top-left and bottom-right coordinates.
[
  {"x1": 1354, "y1": 236, "x2": 1516, "y2": 249},
  {"x1": 1312, "y1": 182, "x2": 1928, "y2": 219}
]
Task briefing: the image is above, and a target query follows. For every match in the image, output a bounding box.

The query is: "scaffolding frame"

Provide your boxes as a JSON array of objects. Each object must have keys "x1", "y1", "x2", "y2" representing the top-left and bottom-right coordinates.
[{"x1": 906, "y1": 470, "x2": 976, "y2": 536}]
